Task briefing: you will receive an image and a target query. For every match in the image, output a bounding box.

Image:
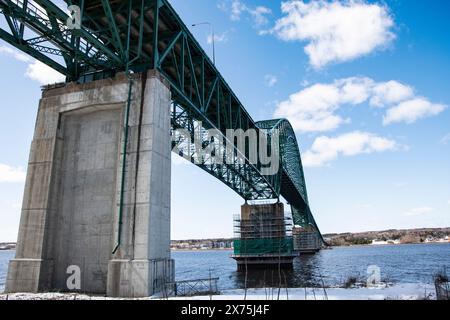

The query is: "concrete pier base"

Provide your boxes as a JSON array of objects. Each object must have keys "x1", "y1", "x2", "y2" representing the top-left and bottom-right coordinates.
[
  {"x1": 5, "y1": 70, "x2": 174, "y2": 297},
  {"x1": 107, "y1": 259, "x2": 174, "y2": 297}
]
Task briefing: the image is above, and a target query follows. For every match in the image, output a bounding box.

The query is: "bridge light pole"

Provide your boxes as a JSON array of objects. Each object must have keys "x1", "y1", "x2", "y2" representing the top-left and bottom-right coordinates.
[{"x1": 192, "y1": 22, "x2": 215, "y2": 65}]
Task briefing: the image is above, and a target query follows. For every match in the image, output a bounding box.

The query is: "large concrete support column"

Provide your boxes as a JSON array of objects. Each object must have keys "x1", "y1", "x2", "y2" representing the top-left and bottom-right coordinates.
[
  {"x1": 106, "y1": 70, "x2": 174, "y2": 297},
  {"x1": 5, "y1": 70, "x2": 174, "y2": 297}
]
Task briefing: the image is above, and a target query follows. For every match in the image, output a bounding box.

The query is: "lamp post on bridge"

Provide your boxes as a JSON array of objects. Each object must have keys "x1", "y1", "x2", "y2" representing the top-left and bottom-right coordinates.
[{"x1": 192, "y1": 22, "x2": 215, "y2": 65}]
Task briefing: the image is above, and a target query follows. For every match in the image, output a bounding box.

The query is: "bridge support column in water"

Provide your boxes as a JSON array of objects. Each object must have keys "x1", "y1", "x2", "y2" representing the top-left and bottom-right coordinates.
[
  {"x1": 293, "y1": 226, "x2": 321, "y2": 254},
  {"x1": 232, "y1": 202, "x2": 296, "y2": 270},
  {"x1": 5, "y1": 70, "x2": 174, "y2": 297}
]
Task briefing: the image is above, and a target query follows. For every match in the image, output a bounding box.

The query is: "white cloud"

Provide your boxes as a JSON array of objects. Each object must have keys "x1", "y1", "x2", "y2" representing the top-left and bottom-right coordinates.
[
  {"x1": 275, "y1": 82, "x2": 348, "y2": 132},
  {"x1": 275, "y1": 77, "x2": 447, "y2": 132},
  {"x1": 300, "y1": 79, "x2": 310, "y2": 87},
  {"x1": 250, "y1": 6, "x2": 272, "y2": 26},
  {"x1": 207, "y1": 32, "x2": 228, "y2": 45},
  {"x1": 303, "y1": 131, "x2": 398, "y2": 167},
  {"x1": 383, "y1": 98, "x2": 447, "y2": 125},
  {"x1": 370, "y1": 81, "x2": 415, "y2": 108},
  {"x1": 230, "y1": 0, "x2": 246, "y2": 20},
  {"x1": 0, "y1": 45, "x2": 30, "y2": 62},
  {"x1": 264, "y1": 74, "x2": 278, "y2": 87},
  {"x1": 0, "y1": 45, "x2": 65, "y2": 85},
  {"x1": 225, "y1": 0, "x2": 271, "y2": 26},
  {"x1": 25, "y1": 60, "x2": 65, "y2": 85},
  {"x1": 268, "y1": 0, "x2": 395, "y2": 68},
  {"x1": 0, "y1": 163, "x2": 26, "y2": 183},
  {"x1": 404, "y1": 207, "x2": 433, "y2": 216},
  {"x1": 274, "y1": 77, "x2": 372, "y2": 133}
]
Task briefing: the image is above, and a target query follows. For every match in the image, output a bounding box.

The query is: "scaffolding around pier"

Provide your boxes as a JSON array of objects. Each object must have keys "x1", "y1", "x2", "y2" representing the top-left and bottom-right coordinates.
[
  {"x1": 232, "y1": 202, "x2": 296, "y2": 270},
  {"x1": 293, "y1": 225, "x2": 321, "y2": 254}
]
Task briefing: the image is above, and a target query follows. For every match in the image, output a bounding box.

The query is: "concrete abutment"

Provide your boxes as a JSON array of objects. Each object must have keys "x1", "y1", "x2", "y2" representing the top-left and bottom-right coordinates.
[{"x1": 5, "y1": 70, "x2": 174, "y2": 297}]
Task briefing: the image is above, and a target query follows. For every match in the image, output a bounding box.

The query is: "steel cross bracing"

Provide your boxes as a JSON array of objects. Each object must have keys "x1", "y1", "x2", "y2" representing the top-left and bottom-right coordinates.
[{"x1": 0, "y1": 0, "x2": 324, "y2": 242}]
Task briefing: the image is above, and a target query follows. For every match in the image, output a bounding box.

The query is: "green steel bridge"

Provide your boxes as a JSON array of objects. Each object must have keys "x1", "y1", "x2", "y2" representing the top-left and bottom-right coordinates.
[{"x1": 0, "y1": 0, "x2": 324, "y2": 244}]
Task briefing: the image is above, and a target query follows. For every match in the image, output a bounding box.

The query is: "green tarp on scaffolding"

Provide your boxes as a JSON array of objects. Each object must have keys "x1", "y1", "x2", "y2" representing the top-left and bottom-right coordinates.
[{"x1": 233, "y1": 237, "x2": 294, "y2": 255}]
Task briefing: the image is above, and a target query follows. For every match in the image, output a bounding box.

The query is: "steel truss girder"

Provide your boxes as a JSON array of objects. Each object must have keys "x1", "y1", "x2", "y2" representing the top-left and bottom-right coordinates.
[
  {"x1": 0, "y1": 0, "x2": 122, "y2": 80},
  {"x1": 256, "y1": 119, "x2": 323, "y2": 242},
  {"x1": 0, "y1": 0, "x2": 324, "y2": 243},
  {"x1": 171, "y1": 101, "x2": 277, "y2": 201},
  {"x1": 0, "y1": 27, "x2": 67, "y2": 73}
]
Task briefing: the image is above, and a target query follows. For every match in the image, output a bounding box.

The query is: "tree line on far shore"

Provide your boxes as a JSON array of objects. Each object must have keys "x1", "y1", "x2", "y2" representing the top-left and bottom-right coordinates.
[{"x1": 324, "y1": 227, "x2": 450, "y2": 246}]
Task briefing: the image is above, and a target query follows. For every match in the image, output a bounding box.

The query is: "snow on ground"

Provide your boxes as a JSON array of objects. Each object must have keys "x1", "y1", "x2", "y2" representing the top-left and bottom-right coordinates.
[
  {"x1": 183, "y1": 283, "x2": 436, "y2": 300},
  {"x1": 0, "y1": 283, "x2": 436, "y2": 300}
]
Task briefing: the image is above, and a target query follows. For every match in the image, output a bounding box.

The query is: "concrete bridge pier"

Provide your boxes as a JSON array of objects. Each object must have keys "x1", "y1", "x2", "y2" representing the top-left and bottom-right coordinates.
[{"x1": 5, "y1": 70, "x2": 174, "y2": 297}]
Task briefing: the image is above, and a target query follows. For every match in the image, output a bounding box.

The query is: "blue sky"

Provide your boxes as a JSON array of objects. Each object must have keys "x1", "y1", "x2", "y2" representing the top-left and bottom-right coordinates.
[{"x1": 0, "y1": 0, "x2": 449, "y2": 241}]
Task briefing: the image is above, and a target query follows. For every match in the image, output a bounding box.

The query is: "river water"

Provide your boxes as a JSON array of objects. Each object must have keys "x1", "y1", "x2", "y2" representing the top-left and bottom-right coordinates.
[{"x1": 1, "y1": 243, "x2": 449, "y2": 292}]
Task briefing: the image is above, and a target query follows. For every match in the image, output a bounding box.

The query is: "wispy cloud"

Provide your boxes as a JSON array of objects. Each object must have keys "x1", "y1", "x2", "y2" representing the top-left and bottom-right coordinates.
[
  {"x1": 0, "y1": 163, "x2": 26, "y2": 183},
  {"x1": 303, "y1": 131, "x2": 399, "y2": 167},
  {"x1": 220, "y1": 0, "x2": 271, "y2": 27},
  {"x1": 264, "y1": 74, "x2": 278, "y2": 87},
  {"x1": 0, "y1": 45, "x2": 65, "y2": 85},
  {"x1": 249, "y1": 6, "x2": 272, "y2": 26},
  {"x1": 207, "y1": 32, "x2": 228, "y2": 44},
  {"x1": 264, "y1": 0, "x2": 395, "y2": 69},
  {"x1": 274, "y1": 77, "x2": 447, "y2": 133},
  {"x1": 404, "y1": 207, "x2": 433, "y2": 216}
]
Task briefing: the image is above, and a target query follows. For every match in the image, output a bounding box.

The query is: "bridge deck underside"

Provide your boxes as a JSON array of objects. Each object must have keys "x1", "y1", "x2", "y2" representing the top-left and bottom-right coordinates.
[{"x1": 0, "y1": 0, "x2": 324, "y2": 242}]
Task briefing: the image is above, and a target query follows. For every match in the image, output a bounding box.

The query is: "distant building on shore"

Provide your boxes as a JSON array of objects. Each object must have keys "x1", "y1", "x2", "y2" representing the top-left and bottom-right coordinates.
[
  {"x1": 371, "y1": 239, "x2": 401, "y2": 245},
  {"x1": 171, "y1": 239, "x2": 233, "y2": 250},
  {"x1": 0, "y1": 243, "x2": 16, "y2": 250},
  {"x1": 325, "y1": 227, "x2": 450, "y2": 247},
  {"x1": 170, "y1": 228, "x2": 450, "y2": 250}
]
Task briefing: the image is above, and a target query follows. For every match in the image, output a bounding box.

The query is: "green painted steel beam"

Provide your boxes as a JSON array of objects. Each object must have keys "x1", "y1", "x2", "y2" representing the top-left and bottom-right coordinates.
[
  {"x1": 0, "y1": 0, "x2": 113, "y2": 70},
  {"x1": 34, "y1": 0, "x2": 122, "y2": 64},
  {"x1": 0, "y1": 0, "x2": 324, "y2": 245},
  {"x1": 4, "y1": 14, "x2": 19, "y2": 39},
  {"x1": 100, "y1": 0, "x2": 124, "y2": 60},
  {"x1": 158, "y1": 31, "x2": 182, "y2": 67},
  {"x1": 0, "y1": 27, "x2": 67, "y2": 75}
]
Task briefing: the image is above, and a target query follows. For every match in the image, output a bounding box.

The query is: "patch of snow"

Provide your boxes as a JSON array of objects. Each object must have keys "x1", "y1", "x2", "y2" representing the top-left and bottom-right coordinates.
[
  {"x1": 167, "y1": 283, "x2": 434, "y2": 300},
  {"x1": 0, "y1": 283, "x2": 435, "y2": 300}
]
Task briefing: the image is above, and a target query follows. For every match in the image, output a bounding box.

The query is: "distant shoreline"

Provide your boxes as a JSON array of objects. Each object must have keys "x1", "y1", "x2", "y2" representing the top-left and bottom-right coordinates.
[
  {"x1": 2, "y1": 243, "x2": 448, "y2": 253},
  {"x1": 329, "y1": 241, "x2": 450, "y2": 248},
  {"x1": 170, "y1": 242, "x2": 450, "y2": 251},
  {"x1": 2, "y1": 227, "x2": 449, "y2": 251},
  {"x1": 171, "y1": 248, "x2": 233, "y2": 252}
]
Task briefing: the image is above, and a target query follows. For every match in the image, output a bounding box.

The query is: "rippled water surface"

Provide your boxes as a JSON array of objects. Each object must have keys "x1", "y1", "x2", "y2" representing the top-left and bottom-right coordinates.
[
  {"x1": 172, "y1": 244, "x2": 450, "y2": 290},
  {"x1": 1, "y1": 243, "x2": 449, "y2": 292}
]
